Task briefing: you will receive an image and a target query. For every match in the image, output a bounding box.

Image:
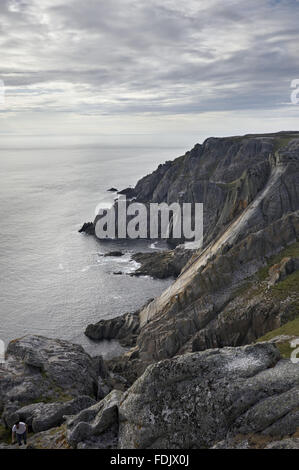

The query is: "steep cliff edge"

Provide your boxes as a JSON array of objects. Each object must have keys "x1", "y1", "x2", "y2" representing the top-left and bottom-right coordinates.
[
  {"x1": 86, "y1": 132, "x2": 299, "y2": 371},
  {"x1": 128, "y1": 132, "x2": 298, "y2": 246}
]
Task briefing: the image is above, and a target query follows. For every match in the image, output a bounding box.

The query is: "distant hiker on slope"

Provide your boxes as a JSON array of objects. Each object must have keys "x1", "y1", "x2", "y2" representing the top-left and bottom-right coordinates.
[{"x1": 12, "y1": 420, "x2": 27, "y2": 446}]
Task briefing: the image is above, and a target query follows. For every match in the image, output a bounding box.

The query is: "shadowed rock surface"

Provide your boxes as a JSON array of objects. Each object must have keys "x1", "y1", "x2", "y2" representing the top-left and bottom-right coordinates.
[
  {"x1": 85, "y1": 310, "x2": 140, "y2": 348},
  {"x1": 66, "y1": 390, "x2": 123, "y2": 448},
  {"x1": 5, "y1": 396, "x2": 95, "y2": 433},
  {"x1": 131, "y1": 248, "x2": 191, "y2": 279}
]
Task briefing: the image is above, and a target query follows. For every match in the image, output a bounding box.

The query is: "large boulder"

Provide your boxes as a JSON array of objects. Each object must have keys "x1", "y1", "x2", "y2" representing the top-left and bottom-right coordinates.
[
  {"x1": 4, "y1": 396, "x2": 95, "y2": 433},
  {"x1": 27, "y1": 424, "x2": 70, "y2": 449},
  {"x1": 66, "y1": 390, "x2": 123, "y2": 448},
  {"x1": 0, "y1": 336, "x2": 99, "y2": 411},
  {"x1": 118, "y1": 343, "x2": 299, "y2": 449}
]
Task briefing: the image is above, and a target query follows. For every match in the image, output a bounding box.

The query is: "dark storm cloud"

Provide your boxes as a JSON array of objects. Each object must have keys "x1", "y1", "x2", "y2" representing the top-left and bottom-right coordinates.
[{"x1": 0, "y1": 0, "x2": 299, "y2": 115}]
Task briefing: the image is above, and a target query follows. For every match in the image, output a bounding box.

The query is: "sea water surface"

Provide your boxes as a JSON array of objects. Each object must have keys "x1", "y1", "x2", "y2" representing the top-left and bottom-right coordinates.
[{"x1": 0, "y1": 143, "x2": 185, "y2": 357}]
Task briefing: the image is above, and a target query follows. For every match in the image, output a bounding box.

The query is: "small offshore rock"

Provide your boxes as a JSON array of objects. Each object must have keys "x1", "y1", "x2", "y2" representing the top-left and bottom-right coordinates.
[
  {"x1": 104, "y1": 251, "x2": 124, "y2": 257},
  {"x1": 78, "y1": 222, "x2": 95, "y2": 235}
]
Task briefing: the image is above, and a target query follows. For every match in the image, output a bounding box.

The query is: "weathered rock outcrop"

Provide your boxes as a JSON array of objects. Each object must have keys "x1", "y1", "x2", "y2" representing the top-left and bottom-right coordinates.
[
  {"x1": 267, "y1": 256, "x2": 299, "y2": 287},
  {"x1": 118, "y1": 343, "x2": 299, "y2": 449},
  {"x1": 27, "y1": 424, "x2": 70, "y2": 449},
  {"x1": 104, "y1": 250, "x2": 124, "y2": 257},
  {"x1": 1, "y1": 340, "x2": 298, "y2": 449},
  {"x1": 66, "y1": 390, "x2": 123, "y2": 448},
  {"x1": 0, "y1": 336, "x2": 99, "y2": 419},
  {"x1": 132, "y1": 247, "x2": 192, "y2": 279},
  {"x1": 85, "y1": 310, "x2": 140, "y2": 348},
  {"x1": 4, "y1": 396, "x2": 95, "y2": 433}
]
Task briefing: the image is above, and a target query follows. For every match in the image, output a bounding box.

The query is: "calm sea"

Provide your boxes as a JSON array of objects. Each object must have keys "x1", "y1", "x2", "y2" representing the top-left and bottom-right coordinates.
[{"x1": 0, "y1": 143, "x2": 185, "y2": 357}]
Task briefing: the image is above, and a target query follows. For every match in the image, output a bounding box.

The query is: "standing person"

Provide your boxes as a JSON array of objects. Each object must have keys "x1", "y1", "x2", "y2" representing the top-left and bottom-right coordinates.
[{"x1": 12, "y1": 420, "x2": 27, "y2": 446}]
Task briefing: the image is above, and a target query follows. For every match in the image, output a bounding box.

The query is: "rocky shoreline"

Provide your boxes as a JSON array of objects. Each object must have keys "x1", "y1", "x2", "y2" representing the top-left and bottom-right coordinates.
[{"x1": 1, "y1": 132, "x2": 299, "y2": 449}]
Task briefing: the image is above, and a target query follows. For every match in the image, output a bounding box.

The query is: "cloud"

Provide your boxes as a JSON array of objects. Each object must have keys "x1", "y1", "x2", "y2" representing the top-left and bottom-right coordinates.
[{"x1": 0, "y1": 0, "x2": 298, "y2": 137}]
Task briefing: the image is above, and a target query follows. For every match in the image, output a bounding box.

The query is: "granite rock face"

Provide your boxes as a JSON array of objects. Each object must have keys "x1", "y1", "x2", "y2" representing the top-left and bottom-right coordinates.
[
  {"x1": 27, "y1": 424, "x2": 70, "y2": 449},
  {"x1": 4, "y1": 396, "x2": 95, "y2": 433},
  {"x1": 66, "y1": 390, "x2": 123, "y2": 448},
  {"x1": 118, "y1": 343, "x2": 299, "y2": 449},
  {"x1": 0, "y1": 336, "x2": 99, "y2": 419}
]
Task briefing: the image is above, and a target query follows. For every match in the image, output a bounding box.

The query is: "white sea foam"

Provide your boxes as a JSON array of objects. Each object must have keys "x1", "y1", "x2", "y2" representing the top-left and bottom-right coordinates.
[{"x1": 150, "y1": 242, "x2": 158, "y2": 249}]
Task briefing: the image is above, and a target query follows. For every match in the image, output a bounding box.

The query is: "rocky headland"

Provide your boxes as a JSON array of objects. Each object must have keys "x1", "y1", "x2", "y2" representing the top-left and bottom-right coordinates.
[{"x1": 1, "y1": 132, "x2": 299, "y2": 449}]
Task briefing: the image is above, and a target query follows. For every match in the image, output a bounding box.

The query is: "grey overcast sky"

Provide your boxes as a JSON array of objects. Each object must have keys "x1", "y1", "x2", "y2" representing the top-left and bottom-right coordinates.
[{"x1": 0, "y1": 0, "x2": 299, "y2": 146}]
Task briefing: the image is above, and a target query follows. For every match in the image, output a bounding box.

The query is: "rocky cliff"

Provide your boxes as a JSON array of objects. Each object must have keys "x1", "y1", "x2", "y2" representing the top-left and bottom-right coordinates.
[
  {"x1": 86, "y1": 132, "x2": 299, "y2": 370},
  {"x1": 2, "y1": 132, "x2": 299, "y2": 449}
]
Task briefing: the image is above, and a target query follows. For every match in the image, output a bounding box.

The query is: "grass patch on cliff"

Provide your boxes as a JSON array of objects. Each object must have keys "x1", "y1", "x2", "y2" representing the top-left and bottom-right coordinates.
[
  {"x1": 271, "y1": 270, "x2": 299, "y2": 300},
  {"x1": 29, "y1": 391, "x2": 73, "y2": 405},
  {"x1": 273, "y1": 134, "x2": 297, "y2": 152},
  {"x1": 232, "y1": 281, "x2": 253, "y2": 298},
  {"x1": 0, "y1": 424, "x2": 11, "y2": 444},
  {"x1": 257, "y1": 316, "x2": 299, "y2": 340},
  {"x1": 257, "y1": 241, "x2": 299, "y2": 281},
  {"x1": 256, "y1": 316, "x2": 299, "y2": 358}
]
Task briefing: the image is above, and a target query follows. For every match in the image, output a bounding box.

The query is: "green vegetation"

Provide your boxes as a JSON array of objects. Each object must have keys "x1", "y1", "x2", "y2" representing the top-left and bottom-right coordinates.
[
  {"x1": 257, "y1": 316, "x2": 299, "y2": 341},
  {"x1": 0, "y1": 424, "x2": 11, "y2": 444},
  {"x1": 29, "y1": 391, "x2": 72, "y2": 405},
  {"x1": 273, "y1": 134, "x2": 297, "y2": 152},
  {"x1": 257, "y1": 316, "x2": 299, "y2": 358},
  {"x1": 271, "y1": 270, "x2": 299, "y2": 299},
  {"x1": 257, "y1": 241, "x2": 299, "y2": 281},
  {"x1": 232, "y1": 281, "x2": 252, "y2": 298}
]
